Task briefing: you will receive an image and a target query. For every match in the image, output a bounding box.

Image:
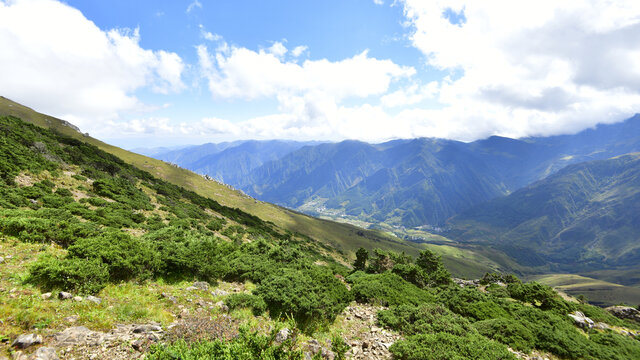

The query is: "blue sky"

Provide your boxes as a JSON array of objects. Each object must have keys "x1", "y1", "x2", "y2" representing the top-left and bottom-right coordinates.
[{"x1": 1, "y1": 0, "x2": 640, "y2": 148}]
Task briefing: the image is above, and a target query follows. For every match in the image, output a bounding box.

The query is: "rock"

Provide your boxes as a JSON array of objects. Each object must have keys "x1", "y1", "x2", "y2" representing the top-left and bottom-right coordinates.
[
  {"x1": 11, "y1": 334, "x2": 43, "y2": 349},
  {"x1": 161, "y1": 292, "x2": 177, "y2": 303},
  {"x1": 605, "y1": 306, "x2": 640, "y2": 323},
  {"x1": 594, "y1": 322, "x2": 611, "y2": 330},
  {"x1": 32, "y1": 347, "x2": 59, "y2": 360},
  {"x1": 192, "y1": 281, "x2": 210, "y2": 290},
  {"x1": 215, "y1": 301, "x2": 229, "y2": 312},
  {"x1": 41, "y1": 292, "x2": 52, "y2": 300},
  {"x1": 63, "y1": 315, "x2": 79, "y2": 323},
  {"x1": 131, "y1": 339, "x2": 144, "y2": 352},
  {"x1": 133, "y1": 324, "x2": 162, "y2": 333},
  {"x1": 58, "y1": 292, "x2": 72, "y2": 300},
  {"x1": 211, "y1": 289, "x2": 228, "y2": 297},
  {"x1": 568, "y1": 311, "x2": 595, "y2": 329},
  {"x1": 0, "y1": 256, "x2": 4, "y2": 264},
  {"x1": 86, "y1": 295, "x2": 101, "y2": 304},
  {"x1": 73, "y1": 296, "x2": 83, "y2": 302},
  {"x1": 275, "y1": 328, "x2": 291, "y2": 343}
]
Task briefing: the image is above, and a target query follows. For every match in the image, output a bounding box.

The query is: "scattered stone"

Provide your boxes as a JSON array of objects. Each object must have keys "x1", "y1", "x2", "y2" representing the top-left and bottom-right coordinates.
[
  {"x1": 41, "y1": 292, "x2": 52, "y2": 300},
  {"x1": 73, "y1": 296, "x2": 83, "y2": 302},
  {"x1": 131, "y1": 339, "x2": 144, "y2": 352},
  {"x1": 453, "y1": 278, "x2": 480, "y2": 287},
  {"x1": 32, "y1": 346, "x2": 60, "y2": 360},
  {"x1": 605, "y1": 306, "x2": 640, "y2": 323},
  {"x1": 568, "y1": 311, "x2": 595, "y2": 329},
  {"x1": 58, "y1": 292, "x2": 72, "y2": 300},
  {"x1": 133, "y1": 324, "x2": 163, "y2": 334},
  {"x1": 211, "y1": 289, "x2": 229, "y2": 297},
  {"x1": 86, "y1": 295, "x2": 101, "y2": 304},
  {"x1": 192, "y1": 281, "x2": 210, "y2": 290},
  {"x1": 63, "y1": 315, "x2": 79, "y2": 323},
  {"x1": 11, "y1": 334, "x2": 43, "y2": 349},
  {"x1": 275, "y1": 328, "x2": 291, "y2": 344},
  {"x1": 215, "y1": 301, "x2": 229, "y2": 312},
  {"x1": 161, "y1": 292, "x2": 177, "y2": 303}
]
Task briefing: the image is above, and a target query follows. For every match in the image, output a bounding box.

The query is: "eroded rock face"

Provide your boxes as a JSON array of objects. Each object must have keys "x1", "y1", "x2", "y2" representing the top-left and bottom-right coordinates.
[{"x1": 605, "y1": 306, "x2": 640, "y2": 323}]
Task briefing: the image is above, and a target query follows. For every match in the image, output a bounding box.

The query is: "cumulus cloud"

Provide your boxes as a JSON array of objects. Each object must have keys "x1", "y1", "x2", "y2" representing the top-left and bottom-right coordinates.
[
  {"x1": 0, "y1": 0, "x2": 185, "y2": 130},
  {"x1": 396, "y1": 0, "x2": 640, "y2": 140},
  {"x1": 186, "y1": 0, "x2": 201, "y2": 13}
]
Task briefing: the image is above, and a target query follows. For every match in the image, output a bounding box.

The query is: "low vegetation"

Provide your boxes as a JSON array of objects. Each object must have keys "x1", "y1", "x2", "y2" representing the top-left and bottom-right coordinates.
[{"x1": 1, "y1": 115, "x2": 640, "y2": 359}]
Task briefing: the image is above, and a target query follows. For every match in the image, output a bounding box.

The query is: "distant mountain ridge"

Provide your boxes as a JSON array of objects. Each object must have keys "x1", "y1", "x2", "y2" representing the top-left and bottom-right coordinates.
[
  {"x1": 446, "y1": 153, "x2": 640, "y2": 277},
  {"x1": 142, "y1": 115, "x2": 640, "y2": 228}
]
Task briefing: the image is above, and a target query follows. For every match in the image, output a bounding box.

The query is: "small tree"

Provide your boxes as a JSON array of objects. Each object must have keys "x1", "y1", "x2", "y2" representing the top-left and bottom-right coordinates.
[{"x1": 353, "y1": 247, "x2": 368, "y2": 271}]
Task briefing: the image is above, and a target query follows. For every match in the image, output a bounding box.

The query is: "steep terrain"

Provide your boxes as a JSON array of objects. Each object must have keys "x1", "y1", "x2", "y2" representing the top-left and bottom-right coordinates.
[
  {"x1": 0, "y1": 96, "x2": 425, "y2": 259},
  {"x1": 447, "y1": 154, "x2": 640, "y2": 275},
  {"x1": 144, "y1": 115, "x2": 640, "y2": 229}
]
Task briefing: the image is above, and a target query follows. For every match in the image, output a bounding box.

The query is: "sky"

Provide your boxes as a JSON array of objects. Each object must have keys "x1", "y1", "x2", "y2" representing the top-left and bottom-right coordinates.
[{"x1": 1, "y1": 0, "x2": 640, "y2": 149}]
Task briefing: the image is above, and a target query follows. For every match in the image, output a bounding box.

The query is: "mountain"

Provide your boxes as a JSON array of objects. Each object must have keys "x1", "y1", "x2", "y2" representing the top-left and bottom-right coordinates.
[
  {"x1": 446, "y1": 153, "x2": 640, "y2": 276},
  {"x1": 0, "y1": 96, "x2": 427, "y2": 259}
]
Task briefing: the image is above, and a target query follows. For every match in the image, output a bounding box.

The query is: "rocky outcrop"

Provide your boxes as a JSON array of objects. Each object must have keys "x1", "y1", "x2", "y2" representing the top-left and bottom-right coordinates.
[
  {"x1": 605, "y1": 306, "x2": 640, "y2": 323},
  {"x1": 568, "y1": 311, "x2": 595, "y2": 329}
]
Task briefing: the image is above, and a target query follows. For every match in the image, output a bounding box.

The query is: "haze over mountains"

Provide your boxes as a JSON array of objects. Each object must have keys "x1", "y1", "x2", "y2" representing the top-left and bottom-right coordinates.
[{"x1": 144, "y1": 115, "x2": 640, "y2": 229}]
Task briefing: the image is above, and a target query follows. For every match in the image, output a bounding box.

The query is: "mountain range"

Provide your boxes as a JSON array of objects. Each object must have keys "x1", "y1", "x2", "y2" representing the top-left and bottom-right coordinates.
[{"x1": 145, "y1": 115, "x2": 640, "y2": 229}]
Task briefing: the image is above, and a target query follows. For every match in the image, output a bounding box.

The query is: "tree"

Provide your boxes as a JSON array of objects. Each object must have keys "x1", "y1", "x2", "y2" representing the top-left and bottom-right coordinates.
[
  {"x1": 416, "y1": 249, "x2": 443, "y2": 273},
  {"x1": 353, "y1": 247, "x2": 368, "y2": 271}
]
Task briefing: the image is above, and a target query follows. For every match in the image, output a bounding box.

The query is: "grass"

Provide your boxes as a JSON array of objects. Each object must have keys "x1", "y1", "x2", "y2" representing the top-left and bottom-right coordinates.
[{"x1": 529, "y1": 274, "x2": 640, "y2": 307}]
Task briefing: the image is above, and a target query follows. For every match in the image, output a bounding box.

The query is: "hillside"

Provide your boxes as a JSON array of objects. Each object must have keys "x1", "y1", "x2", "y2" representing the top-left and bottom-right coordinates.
[
  {"x1": 0, "y1": 96, "x2": 425, "y2": 260},
  {"x1": 1, "y1": 112, "x2": 640, "y2": 360},
  {"x1": 447, "y1": 153, "x2": 640, "y2": 276}
]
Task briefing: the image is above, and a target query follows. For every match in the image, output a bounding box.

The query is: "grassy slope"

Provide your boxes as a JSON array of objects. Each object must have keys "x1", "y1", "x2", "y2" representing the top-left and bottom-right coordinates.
[
  {"x1": 530, "y1": 274, "x2": 640, "y2": 307},
  {"x1": 0, "y1": 96, "x2": 427, "y2": 260}
]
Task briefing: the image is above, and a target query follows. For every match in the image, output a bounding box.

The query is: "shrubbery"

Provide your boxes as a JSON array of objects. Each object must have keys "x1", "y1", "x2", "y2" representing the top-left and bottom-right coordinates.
[
  {"x1": 389, "y1": 332, "x2": 515, "y2": 360},
  {"x1": 349, "y1": 271, "x2": 434, "y2": 306}
]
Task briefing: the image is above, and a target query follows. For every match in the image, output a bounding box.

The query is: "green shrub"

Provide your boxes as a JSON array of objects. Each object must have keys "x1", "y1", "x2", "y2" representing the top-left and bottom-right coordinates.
[
  {"x1": 349, "y1": 272, "x2": 434, "y2": 306},
  {"x1": 225, "y1": 293, "x2": 267, "y2": 316},
  {"x1": 147, "y1": 327, "x2": 304, "y2": 360},
  {"x1": 28, "y1": 255, "x2": 109, "y2": 294},
  {"x1": 389, "y1": 332, "x2": 516, "y2": 360},
  {"x1": 378, "y1": 304, "x2": 474, "y2": 336},
  {"x1": 508, "y1": 282, "x2": 573, "y2": 312},
  {"x1": 67, "y1": 231, "x2": 160, "y2": 281},
  {"x1": 473, "y1": 318, "x2": 535, "y2": 352},
  {"x1": 254, "y1": 267, "x2": 352, "y2": 332},
  {"x1": 438, "y1": 286, "x2": 509, "y2": 320}
]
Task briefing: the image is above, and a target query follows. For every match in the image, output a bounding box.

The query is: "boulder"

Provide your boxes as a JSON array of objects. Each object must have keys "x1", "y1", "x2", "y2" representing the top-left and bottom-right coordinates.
[
  {"x1": 192, "y1": 281, "x2": 210, "y2": 290},
  {"x1": 11, "y1": 334, "x2": 43, "y2": 349},
  {"x1": 0, "y1": 256, "x2": 4, "y2": 264},
  {"x1": 133, "y1": 324, "x2": 163, "y2": 334},
  {"x1": 73, "y1": 296, "x2": 83, "y2": 302},
  {"x1": 58, "y1": 292, "x2": 72, "y2": 300},
  {"x1": 605, "y1": 306, "x2": 640, "y2": 323},
  {"x1": 568, "y1": 311, "x2": 595, "y2": 329},
  {"x1": 86, "y1": 295, "x2": 101, "y2": 304},
  {"x1": 41, "y1": 292, "x2": 52, "y2": 300},
  {"x1": 32, "y1": 346, "x2": 59, "y2": 360}
]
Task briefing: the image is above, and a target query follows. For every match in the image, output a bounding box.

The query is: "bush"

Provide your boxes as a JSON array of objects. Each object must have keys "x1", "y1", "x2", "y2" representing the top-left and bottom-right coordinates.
[
  {"x1": 225, "y1": 294, "x2": 267, "y2": 316},
  {"x1": 29, "y1": 255, "x2": 109, "y2": 294},
  {"x1": 437, "y1": 286, "x2": 508, "y2": 321},
  {"x1": 147, "y1": 327, "x2": 304, "y2": 360},
  {"x1": 254, "y1": 267, "x2": 352, "y2": 332},
  {"x1": 67, "y1": 231, "x2": 160, "y2": 281},
  {"x1": 349, "y1": 272, "x2": 434, "y2": 306},
  {"x1": 473, "y1": 318, "x2": 535, "y2": 352},
  {"x1": 508, "y1": 282, "x2": 573, "y2": 312},
  {"x1": 389, "y1": 332, "x2": 516, "y2": 360},
  {"x1": 378, "y1": 304, "x2": 474, "y2": 336}
]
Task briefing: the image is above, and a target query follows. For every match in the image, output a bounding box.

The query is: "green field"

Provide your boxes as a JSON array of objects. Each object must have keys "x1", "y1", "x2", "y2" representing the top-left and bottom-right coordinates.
[{"x1": 530, "y1": 274, "x2": 640, "y2": 307}]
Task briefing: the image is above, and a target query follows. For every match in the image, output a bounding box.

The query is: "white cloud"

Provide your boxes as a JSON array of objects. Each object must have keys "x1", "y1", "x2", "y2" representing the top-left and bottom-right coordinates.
[
  {"x1": 381, "y1": 81, "x2": 438, "y2": 108},
  {"x1": 186, "y1": 0, "x2": 201, "y2": 13},
  {"x1": 199, "y1": 24, "x2": 221, "y2": 42},
  {"x1": 198, "y1": 42, "x2": 414, "y2": 101},
  {"x1": 0, "y1": 0, "x2": 185, "y2": 131},
  {"x1": 291, "y1": 45, "x2": 308, "y2": 57},
  {"x1": 373, "y1": 0, "x2": 384, "y2": 5},
  {"x1": 395, "y1": 0, "x2": 640, "y2": 140}
]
